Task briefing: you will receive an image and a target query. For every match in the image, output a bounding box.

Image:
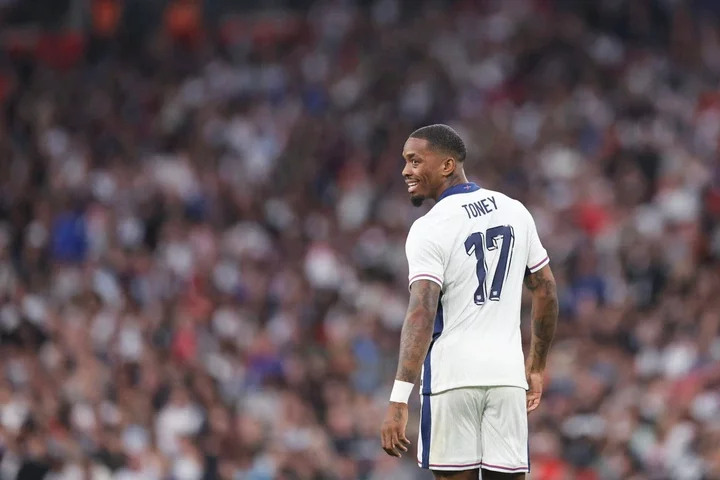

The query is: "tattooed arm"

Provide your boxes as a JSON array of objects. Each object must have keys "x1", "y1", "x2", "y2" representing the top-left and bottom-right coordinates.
[
  {"x1": 523, "y1": 264, "x2": 558, "y2": 374},
  {"x1": 381, "y1": 279, "x2": 440, "y2": 457},
  {"x1": 381, "y1": 222, "x2": 443, "y2": 458},
  {"x1": 395, "y1": 279, "x2": 441, "y2": 383}
]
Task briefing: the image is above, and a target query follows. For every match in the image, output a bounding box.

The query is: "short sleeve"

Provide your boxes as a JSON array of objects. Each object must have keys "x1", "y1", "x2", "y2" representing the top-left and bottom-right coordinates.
[
  {"x1": 405, "y1": 220, "x2": 444, "y2": 290},
  {"x1": 523, "y1": 205, "x2": 549, "y2": 273}
]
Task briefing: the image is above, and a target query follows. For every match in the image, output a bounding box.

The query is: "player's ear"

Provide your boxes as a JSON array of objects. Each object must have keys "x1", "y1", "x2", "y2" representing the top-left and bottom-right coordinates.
[{"x1": 442, "y1": 157, "x2": 456, "y2": 177}]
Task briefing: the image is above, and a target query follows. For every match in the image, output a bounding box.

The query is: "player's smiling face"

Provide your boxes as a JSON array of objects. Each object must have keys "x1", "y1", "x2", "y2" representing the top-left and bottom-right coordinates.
[{"x1": 402, "y1": 137, "x2": 445, "y2": 207}]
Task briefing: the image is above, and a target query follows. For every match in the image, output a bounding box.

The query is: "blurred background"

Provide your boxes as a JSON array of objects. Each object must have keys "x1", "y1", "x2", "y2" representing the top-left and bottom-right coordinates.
[{"x1": 1, "y1": 0, "x2": 720, "y2": 479}]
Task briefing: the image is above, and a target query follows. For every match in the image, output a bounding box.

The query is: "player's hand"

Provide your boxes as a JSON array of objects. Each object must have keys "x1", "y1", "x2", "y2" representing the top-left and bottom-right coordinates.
[
  {"x1": 526, "y1": 371, "x2": 543, "y2": 413},
  {"x1": 380, "y1": 402, "x2": 411, "y2": 458}
]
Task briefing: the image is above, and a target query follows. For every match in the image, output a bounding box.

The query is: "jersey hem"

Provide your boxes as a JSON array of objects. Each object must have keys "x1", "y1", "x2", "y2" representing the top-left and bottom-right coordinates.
[
  {"x1": 409, "y1": 274, "x2": 443, "y2": 290},
  {"x1": 527, "y1": 256, "x2": 549, "y2": 273},
  {"x1": 420, "y1": 383, "x2": 529, "y2": 396}
]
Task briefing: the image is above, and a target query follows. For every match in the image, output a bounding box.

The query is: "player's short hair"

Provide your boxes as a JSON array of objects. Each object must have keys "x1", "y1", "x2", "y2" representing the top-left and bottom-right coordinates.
[{"x1": 409, "y1": 124, "x2": 467, "y2": 163}]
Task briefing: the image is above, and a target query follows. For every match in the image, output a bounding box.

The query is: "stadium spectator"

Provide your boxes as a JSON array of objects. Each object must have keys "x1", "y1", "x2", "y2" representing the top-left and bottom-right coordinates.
[{"x1": 1, "y1": 0, "x2": 720, "y2": 479}]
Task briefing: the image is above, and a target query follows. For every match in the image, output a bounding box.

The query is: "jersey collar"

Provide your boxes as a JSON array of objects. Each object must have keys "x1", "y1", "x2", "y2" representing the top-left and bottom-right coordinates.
[{"x1": 436, "y1": 182, "x2": 481, "y2": 202}]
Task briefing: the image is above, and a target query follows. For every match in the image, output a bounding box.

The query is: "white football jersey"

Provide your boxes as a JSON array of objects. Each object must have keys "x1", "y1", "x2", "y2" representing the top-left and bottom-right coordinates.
[{"x1": 406, "y1": 183, "x2": 549, "y2": 395}]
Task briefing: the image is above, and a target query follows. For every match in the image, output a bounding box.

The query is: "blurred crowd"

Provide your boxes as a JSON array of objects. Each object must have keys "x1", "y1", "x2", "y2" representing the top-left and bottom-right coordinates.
[{"x1": 2, "y1": 0, "x2": 720, "y2": 479}]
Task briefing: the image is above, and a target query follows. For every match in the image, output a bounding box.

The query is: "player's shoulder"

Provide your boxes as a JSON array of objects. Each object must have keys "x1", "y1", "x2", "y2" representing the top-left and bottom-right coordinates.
[
  {"x1": 407, "y1": 214, "x2": 437, "y2": 238},
  {"x1": 474, "y1": 187, "x2": 517, "y2": 204},
  {"x1": 472, "y1": 188, "x2": 531, "y2": 216},
  {"x1": 406, "y1": 209, "x2": 451, "y2": 248}
]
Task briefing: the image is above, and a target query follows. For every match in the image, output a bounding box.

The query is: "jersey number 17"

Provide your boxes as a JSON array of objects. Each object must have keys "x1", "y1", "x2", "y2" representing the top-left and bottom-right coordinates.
[{"x1": 464, "y1": 226, "x2": 514, "y2": 305}]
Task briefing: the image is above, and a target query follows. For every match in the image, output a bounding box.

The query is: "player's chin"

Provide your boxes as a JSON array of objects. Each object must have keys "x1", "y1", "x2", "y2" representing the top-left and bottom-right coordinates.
[{"x1": 410, "y1": 194, "x2": 425, "y2": 207}]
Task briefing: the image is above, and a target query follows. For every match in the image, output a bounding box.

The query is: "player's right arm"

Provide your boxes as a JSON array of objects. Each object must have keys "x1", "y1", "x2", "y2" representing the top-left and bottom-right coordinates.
[{"x1": 381, "y1": 219, "x2": 444, "y2": 458}]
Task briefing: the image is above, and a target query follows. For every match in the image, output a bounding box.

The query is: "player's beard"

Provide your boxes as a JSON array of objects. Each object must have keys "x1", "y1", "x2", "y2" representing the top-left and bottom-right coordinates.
[{"x1": 410, "y1": 195, "x2": 425, "y2": 207}]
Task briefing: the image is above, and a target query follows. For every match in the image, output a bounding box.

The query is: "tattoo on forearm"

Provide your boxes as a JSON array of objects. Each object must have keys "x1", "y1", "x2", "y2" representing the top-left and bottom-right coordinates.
[
  {"x1": 396, "y1": 280, "x2": 440, "y2": 383},
  {"x1": 524, "y1": 267, "x2": 558, "y2": 372}
]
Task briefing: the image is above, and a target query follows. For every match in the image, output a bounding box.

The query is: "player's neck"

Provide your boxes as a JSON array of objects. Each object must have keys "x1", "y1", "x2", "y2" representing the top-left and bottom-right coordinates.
[{"x1": 434, "y1": 173, "x2": 470, "y2": 201}]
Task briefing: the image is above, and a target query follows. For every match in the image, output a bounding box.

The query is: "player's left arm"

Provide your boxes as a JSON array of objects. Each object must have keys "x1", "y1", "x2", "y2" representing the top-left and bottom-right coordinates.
[{"x1": 520, "y1": 202, "x2": 558, "y2": 413}]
